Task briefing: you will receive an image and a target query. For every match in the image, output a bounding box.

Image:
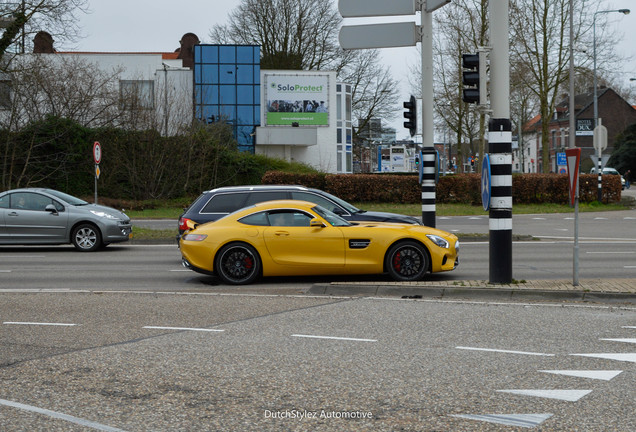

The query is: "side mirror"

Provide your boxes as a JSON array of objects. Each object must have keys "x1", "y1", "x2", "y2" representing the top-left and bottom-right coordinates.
[
  {"x1": 45, "y1": 204, "x2": 58, "y2": 215},
  {"x1": 310, "y1": 218, "x2": 325, "y2": 228}
]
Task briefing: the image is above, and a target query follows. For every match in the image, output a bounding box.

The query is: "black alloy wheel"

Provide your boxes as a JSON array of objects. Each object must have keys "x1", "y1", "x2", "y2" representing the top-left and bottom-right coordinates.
[
  {"x1": 215, "y1": 242, "x2": 262, "y2": 285},
  {"x1": 385, "y1": 241, "x2": 429, "y2": 281}
]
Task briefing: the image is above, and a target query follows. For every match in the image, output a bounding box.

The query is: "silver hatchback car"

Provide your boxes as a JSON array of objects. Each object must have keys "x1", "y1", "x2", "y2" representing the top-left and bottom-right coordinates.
[{"x1": 0, "y1": 188, "x2": 132, "y2": 251}]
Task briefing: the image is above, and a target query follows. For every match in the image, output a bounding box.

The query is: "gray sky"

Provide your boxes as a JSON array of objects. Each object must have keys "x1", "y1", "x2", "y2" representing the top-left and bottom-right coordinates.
[{"x1": 73, "y1": 0, "x2": 635, "y2": 139}]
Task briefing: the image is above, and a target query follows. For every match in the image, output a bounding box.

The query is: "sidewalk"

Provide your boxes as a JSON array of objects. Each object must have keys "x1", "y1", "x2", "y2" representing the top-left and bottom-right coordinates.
[{"x1": 308, "y1": 278, "x2": 636, "y2": 304}]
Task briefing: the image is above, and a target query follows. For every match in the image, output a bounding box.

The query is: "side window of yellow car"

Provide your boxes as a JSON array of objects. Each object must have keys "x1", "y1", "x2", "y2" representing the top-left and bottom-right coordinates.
[
  {"x1": 268, "y1": 210, "x2": 312, "y2": 227},
  {"x1": 238, "y1": 212, "x2": 269, "y2": 226}
]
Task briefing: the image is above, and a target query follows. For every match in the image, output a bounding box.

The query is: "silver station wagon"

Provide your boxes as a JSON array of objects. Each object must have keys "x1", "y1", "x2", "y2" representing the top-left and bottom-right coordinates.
[{"x1": 0, "y1": 188, "x2": 132, "y2": 251}]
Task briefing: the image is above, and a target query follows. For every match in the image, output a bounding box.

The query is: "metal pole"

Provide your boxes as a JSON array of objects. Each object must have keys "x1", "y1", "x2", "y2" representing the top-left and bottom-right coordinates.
[
  {"x1": 569, "y1": 0, "x2": 579, "y2": 286},
  {"x1": 488, "y1": 0, "x2": 512, "y2": 284},
  {"x1": 94, "y1": 164, "x2": 98, "y2": 204},
  {"x1": 421, "y1": 7, "x2": 436, "y2": 227}
]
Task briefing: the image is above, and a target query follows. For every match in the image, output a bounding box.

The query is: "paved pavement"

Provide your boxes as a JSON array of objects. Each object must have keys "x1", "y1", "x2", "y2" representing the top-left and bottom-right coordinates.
[{"x1": 308, "y1": 278, "x2": 636, "y2": 304}]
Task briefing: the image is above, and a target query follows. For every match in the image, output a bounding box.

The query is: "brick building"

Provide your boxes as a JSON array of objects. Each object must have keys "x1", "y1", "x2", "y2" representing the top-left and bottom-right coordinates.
[{"x1": 523, "y1": 87, "x2": 636, "y2": 173}]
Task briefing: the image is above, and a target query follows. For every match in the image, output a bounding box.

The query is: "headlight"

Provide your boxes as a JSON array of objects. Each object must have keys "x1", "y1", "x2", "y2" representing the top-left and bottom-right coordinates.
[
  {"x1": 182, "y1": 234, "x2": 208, "y2": 241},
  {"x1": 426, "y1": 234, "x2": 449, "y2": 249},
  {"x1": 90, "y1": 210, "x2": 117, "y2": 219}
]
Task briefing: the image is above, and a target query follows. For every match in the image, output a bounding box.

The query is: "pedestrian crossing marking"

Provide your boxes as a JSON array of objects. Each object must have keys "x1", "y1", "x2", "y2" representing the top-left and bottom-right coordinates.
[
  {"x1": 497, "y1": 389, "x2": 591, "y2": 402},
  {"x1": 538, "y1": 370, "x2": 622, "y2": 381},
  {"x1": 451, "y1": 413, "x2": 553, "y2": 428}
]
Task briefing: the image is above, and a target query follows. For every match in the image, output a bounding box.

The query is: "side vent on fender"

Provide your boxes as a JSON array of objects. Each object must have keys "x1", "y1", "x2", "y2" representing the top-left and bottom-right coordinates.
[{"x1": 349, "y1": 239, "x2": 370, "y2": 249}]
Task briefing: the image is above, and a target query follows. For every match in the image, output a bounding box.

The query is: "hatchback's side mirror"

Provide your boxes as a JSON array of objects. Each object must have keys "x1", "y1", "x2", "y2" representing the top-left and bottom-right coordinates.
[{"x1": 45, "y1": 204, "x2": 58, "y2": 215}]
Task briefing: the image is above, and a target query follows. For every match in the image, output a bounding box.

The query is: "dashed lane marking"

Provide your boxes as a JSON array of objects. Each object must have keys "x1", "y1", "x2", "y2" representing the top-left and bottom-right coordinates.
[
  {"x1": 3, "y1": 321, "x2": 78, "y2": 326},
  {"x1": 143, "y1": 326, "x2": 224, "y2": 332},
  {"x1": 0, "y1": 398, "x2": 127, "y2": 432},
  {"x1": 292, "y1": 334, "x2": 377, "y2": 342}
]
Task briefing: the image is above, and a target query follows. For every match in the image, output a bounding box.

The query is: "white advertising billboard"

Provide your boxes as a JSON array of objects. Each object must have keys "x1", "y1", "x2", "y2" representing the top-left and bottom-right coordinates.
[{"x1": 264, "y1": 73, "x2": 329, "y2": 126}]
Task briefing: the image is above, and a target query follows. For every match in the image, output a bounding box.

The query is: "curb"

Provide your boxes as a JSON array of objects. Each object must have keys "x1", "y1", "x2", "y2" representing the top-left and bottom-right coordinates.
[{"x1": 308, "y1": 283, "x2": 636, "y2": 304}]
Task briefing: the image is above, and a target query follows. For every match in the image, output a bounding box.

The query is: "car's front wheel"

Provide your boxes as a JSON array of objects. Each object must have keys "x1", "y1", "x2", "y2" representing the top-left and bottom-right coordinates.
[
  {"x1": 72, "y1": 223, "x2": 102, "y2": 252},
  {"x1": 385, "y1": 241, "x2": 429, "y2": 281},
  {"x1": 215, "y1": 242, "x2": 261, "y2": 285}
]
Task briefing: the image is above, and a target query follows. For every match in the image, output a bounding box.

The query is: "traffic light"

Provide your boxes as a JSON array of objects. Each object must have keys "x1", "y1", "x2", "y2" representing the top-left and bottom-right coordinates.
[
  {"x1": 403, "y1": 95, "x2": 417, "y2": 137},
  {"x1": 470, "y1": 156, "x2": 475, "y2": 166},
  {"x1": 462, "y1": 50, "x2": 487, "y2": 105}
]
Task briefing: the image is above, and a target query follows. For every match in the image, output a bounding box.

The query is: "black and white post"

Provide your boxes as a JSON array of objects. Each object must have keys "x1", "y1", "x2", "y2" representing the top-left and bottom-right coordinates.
[
  {"x1": 488, "y1": 119, "x2": 513, "y2": 283},
  {"x1": 488, "y1": 1, "x2": 512, "y2": 283}
]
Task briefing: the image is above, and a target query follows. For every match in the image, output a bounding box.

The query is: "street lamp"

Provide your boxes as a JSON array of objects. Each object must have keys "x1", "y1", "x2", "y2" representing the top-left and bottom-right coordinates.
[{"x1": 593, "y1": 8, "x2": 630, "y2": 128}]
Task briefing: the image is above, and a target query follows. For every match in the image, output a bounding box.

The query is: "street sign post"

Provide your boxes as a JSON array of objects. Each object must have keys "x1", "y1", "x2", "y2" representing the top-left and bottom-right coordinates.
[
  {"x1": 338, "y1": 0, "x2": 415, "y2": 17},
  {"x1": 93, "y1": 141, "x2": 102, "y2": 164},
  {"x1": 593, "y1": 121, "x2": 607, "y2": 202},
  {"x1": 566, "y1": 147, "x2": 581, "y2": 286},
  {"x1": 566, "y1": 148, "x2": 581, "y2": 206},
  {"x1": 339, "y1": 22, "x2": 419, "y2": 50},
  {"x1": 93, "y1": 141, "x2": 101, "y2": 204},
  {"x1": 481, "y1": 154, "x2": 491, "y2": 211}
]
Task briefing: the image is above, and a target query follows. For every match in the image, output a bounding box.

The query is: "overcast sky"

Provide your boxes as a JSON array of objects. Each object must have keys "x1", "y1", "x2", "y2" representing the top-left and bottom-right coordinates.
[{"x1": 72, "y1": 0, "x2": 635, "y2": 139}]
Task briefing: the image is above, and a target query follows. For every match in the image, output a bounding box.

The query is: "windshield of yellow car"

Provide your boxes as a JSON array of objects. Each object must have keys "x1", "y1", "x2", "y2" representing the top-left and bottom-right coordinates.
[{"x1": 312, "y1": 204, "x2": 351, "y2": 227}]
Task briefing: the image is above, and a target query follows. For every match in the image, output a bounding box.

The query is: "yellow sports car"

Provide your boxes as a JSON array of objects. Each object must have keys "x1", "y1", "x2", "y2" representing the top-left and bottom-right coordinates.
[{"x1": 180, "y1": 200, "x2": 459, "y2": 285}]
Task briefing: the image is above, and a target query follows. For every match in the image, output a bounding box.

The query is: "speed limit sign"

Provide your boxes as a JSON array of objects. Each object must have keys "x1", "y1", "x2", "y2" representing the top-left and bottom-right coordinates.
[{"x1": 93, "y1": 141, "x2": 102, "y2": 164}]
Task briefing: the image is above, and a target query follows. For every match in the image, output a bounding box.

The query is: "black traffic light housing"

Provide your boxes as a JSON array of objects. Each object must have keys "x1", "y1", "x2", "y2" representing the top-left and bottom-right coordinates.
[
  {"x1": 462, "y1": 51, "x2": 487, "y2": 105},
  {"x1": 403, "y1": 95, "x2": 417, "y2": 137}
]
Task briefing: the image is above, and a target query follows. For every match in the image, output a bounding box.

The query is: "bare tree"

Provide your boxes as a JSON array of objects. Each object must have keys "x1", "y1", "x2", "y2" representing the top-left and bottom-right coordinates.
[
  {"x1": 510, "y1": 0, "x2": 622, "y2": 172},
  {"x1": 3, "y1": 55, "x2": 123, "y2": 129},
  {"x1": 209, "y1": 0, "x2": 341, "y2": 71},
  {"x1": 0, "y1": 0, "x2": 88, "y2": 62}
]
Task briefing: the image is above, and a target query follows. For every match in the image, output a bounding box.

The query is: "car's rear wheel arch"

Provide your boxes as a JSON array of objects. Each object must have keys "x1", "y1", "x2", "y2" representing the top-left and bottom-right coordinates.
[
  {"x1": 384, "y1": 239, "x2": 431, "y2": 281},
  {"x1": 214, "y1": 241, "x2": 262, "y2": 285}
]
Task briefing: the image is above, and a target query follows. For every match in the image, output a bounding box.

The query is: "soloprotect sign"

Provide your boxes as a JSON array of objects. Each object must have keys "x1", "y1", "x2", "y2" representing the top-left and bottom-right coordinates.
[{"x1": 264, "y1": 74, "x2": 329, "y2": 126}]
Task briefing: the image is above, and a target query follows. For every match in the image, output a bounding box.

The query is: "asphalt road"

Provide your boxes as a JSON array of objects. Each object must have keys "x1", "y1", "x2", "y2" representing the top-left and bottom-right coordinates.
[
  {"x1": 0, "y1": 234, "x2": 634, "y2": 293},
  {"x1": 0, "y1": 292, "x2": 634, "y2": 431}
]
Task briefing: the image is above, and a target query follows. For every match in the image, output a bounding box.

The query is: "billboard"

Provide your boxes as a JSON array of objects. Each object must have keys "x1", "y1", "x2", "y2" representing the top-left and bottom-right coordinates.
[{"x1": 264, "y1": 73, "x2": 329, "y2": 126}]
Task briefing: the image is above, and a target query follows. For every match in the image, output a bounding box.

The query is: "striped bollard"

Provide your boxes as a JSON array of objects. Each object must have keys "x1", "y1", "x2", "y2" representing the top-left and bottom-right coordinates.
[
  {"x1": 421, "y1": 149, "x2": 437, "y2": 227},
  {"x1": 488, "y1": 118, "x2": 512, "y2": 283}
]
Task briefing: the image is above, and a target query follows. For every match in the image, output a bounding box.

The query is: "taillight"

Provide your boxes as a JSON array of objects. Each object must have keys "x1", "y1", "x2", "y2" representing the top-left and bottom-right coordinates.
[{"x1": 179, "y1": 217, "x2": 192, "y2": 232}]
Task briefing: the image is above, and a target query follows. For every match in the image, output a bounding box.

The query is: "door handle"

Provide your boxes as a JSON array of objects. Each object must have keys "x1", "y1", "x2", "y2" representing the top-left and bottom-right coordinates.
[
  {"x1": 274, "y1": 231, "x2": 289, "y2": 236},
  {"x1": 7, "y1": 212, "x2": 18, "y2": 217}
]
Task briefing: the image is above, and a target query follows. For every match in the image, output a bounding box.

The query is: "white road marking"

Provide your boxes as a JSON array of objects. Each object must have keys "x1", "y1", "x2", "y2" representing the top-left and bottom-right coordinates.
[
  {"x1": 3, "y1": 321, "x2": 78, "y2": 327},
  {"x1": 586, "y1": 251, "x2": 635, "y2": 254},
  {"x1": 539, "y1": 370, "x2": 622, "y2": 381},
  {"x1": 168, "y1": 269, "x2": 191, "y2": 272},
  {"x1": 600, "y1": 338, "x2": 636, "y2": 344},
  {"x1": 451, "y1": 413, "x2": 553, "y2": 428},
  {"x1": 143, "y1": 326, "x2": 224, "y2": 332},
  {"x1": 0, "y1": 255, "x2": 46, "y2": 258},
  {"x1": 497, "y1": 389, "x2": 591, "y2": 402},
  {"x1": 623, "y1": 326, "x2": 636, "y2": 329},
  {"x1": 455, "y1": 346, "x2": 554, "y2": 356},
  {"x1": 532, "y1": 217, "x2": 546, "y2": 220},
  {"x1": 0, "y1": 398, "x2": 127, "y2": 431},
  {"x1": 292, "y1": 334, "x2": 377, "y2": 342},
  {"x1": 571, "y1": 353, "x2": 636, "y2": 363},
  {"x1": 0, "y1": 270, "x2": 11, "y2": 273}
]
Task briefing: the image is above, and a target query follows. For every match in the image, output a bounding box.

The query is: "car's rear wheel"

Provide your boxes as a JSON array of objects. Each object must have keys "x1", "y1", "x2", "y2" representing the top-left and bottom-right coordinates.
[
  {"x1": 385, "y1": 241, "x2": 429, "y2": 281},
  {"x1": 215, "y1": 242, "x2": 261, "y2": 285},
  {"x1": 72, "y1": 223, "x2": 102, "y2": 252}
]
